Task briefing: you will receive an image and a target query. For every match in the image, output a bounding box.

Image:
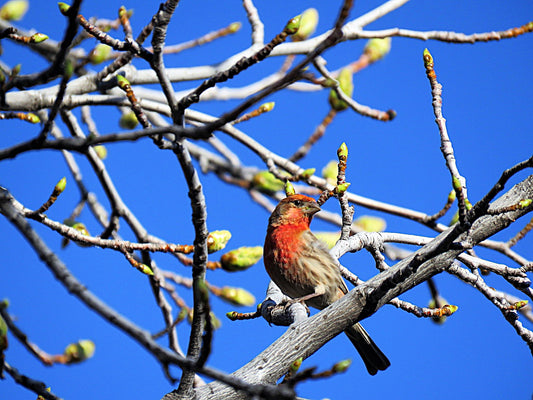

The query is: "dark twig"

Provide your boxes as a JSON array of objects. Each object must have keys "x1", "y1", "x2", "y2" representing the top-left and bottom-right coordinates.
[{"x1": 4, "y1": 362, "x2": 62, "y2": 400}]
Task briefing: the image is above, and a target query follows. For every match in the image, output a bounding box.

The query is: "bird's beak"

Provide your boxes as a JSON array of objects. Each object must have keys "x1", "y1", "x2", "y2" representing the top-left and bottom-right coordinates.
[{"x1": 304, "y1": 201, "x2": 321, "y2": 216}]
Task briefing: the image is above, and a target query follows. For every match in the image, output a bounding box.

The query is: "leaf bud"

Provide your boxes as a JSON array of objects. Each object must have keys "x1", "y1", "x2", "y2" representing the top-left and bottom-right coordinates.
[
  {"x1": 207, "y1": 230, "x2": 232, "y2": 253},
  {"x1": 220, "y1": 246, "x2": 262, "y2": 272}
]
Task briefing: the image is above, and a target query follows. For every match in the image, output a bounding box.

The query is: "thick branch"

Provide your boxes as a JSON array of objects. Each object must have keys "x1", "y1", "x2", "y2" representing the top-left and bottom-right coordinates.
[{"x1": 194, "y1": 174, "x2": 533, "y2": 399}]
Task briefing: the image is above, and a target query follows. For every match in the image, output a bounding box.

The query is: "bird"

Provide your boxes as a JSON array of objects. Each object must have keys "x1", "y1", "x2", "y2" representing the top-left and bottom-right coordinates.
[{"x1": 263, "y1": 193, "x2": 390, "y2": 375}]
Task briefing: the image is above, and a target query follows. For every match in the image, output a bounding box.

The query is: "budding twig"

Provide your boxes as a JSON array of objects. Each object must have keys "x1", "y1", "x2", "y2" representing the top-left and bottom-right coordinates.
[{"x1": 423, "y1": 48, "x2": 470, "y2": 226}]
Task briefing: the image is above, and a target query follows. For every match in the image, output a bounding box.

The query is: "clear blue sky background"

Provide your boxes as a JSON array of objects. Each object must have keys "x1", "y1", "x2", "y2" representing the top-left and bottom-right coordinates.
[{"x1": 1, "y1": 1, "x2": 532, "y2": 399}]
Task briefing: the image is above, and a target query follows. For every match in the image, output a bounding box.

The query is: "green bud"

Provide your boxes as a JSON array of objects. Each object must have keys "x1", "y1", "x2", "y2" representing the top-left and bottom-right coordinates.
[
  {"x1": 71, "y1": 222, "x2": 89, "y2": 236},
  {"x1": 290, "y1": 357, "x2": 303, "y2": 372},
  {"x1": 353, "y1": 215, "x2": 386, "y2": 232},
  {"x1": 89, "y1": 44, "x2": 112, "y2": 65},
  {"x1": 284, "y1": 15, "x2": 301, "y2": 35},
  {"x1": 328, "y1": 68, "x2": 353, "y2": 111},
  {"x1": 209, "y1": 311, "x2": 222, "y2": 330},
  {"x1": 194, "y1": 279, "x2": 210, "y2": 303},
  {"x1": 423, "y1": 48, "x2": 433, "y2": 68},
  {"x1": 63, "y1": 59, "x2": 73, "y2": 79},
  {"x1": 118, "y1": 5, "x2": 127, "y2": 19},
  {"x1": 0, "y1": 0, "x2": 28, "y2": 21},
  {"x1": 251, "y1": 171, "x2": 285, "y2": 193},
  {"x1": 220, "y1": 246, "x2": 263, "y2": 272},
  {"x1": 447, "y1": 190, "x2": 456, "y2": 203},
  {"x1": 116, "y1": 74, "x2": 129, "y2": 89},
  {"x1": 36, "y1": 388, "x2": 51, "y2": 400},
  {"x1": 139, "y1": 263, "x2": 153, "y2": 276},
  {"x1": 30, "y1": 33, "x2": 49, "y2": 44},
  {"x1": 57, "y1": 2, "x2": 70, "y2": 16},
  {"x1": 513, "y1": 300, "x2": 528, "y2": 310},
  {"x1": 337, "y1": 142, "x2": 348, "y2": 159},
  {"x1": 314, "y1": 231, "x2": 339, "y2": 249},
  {"x1": 258, "y1": 101, "x2": 275, "y2": 113},
  {"x1": 119, "y1": 111, "x2": 139, "y2": 130},
  {"x1": 428, "y1": 295, "x2": 448, "y2": 324},
  {"x1": 219, "y1": 286, "x2": 255, "y2": 307},
  {"x1": 93, "y1": 145, "x2": 107, "y2": 160},
  {"x1": 228, "y1": 21, "x2": 242, "y2": 33},
  {"x1": 465, "y1": 198, "x2": 472, "y2": 211},
  {"x1": 54, "y1": 177, "x2": 67, "y2": 194},
  {"x1": 26, "y1": 113, "x2": 40, "y2": 124},
  {"x1": 518, "y1": 199, "x2": 532, "y2": 209},
  {"x1": 207, "y1": 230, "x2": 232, "y2": 253},
  {"x1": 451, "y1": 176, "x2": 462, "y2": 191},
  {"x1": 64, "y1": 340, "x2": 95, "y2": 363},
  {"x1": 0, "y1": 316, "x2": 7, "y2": 350},
  {"x1": 336, "y1": 182, "x2": 351, "y2": 194},
  {"x1": 333, "y1": 359, "x2": 352, "y2": 373},
  {"x1": 292, "y1": 8, "x2": 318, "y2": 42},
  {"x1": 449, "y1": 210, "x2": 459, "y2": 226},
  {"x1": 226, "y1": 311, "x2": 238, "y2": 321},
  {"x1": 300, "y1": 168, "x2": 315, "y2": 179},
  {"x1": 11, "y1": 64, "x2": 21, "y2": 76},
  {"x1": 285, "y1": 180, "x2": 295, "y2": 196},
  {"x1": 322, "y1": 160, "x2": 338, "y2": 185},
  {"x1": 363, "y1": 38, "x2": 391, "y2": 63}
]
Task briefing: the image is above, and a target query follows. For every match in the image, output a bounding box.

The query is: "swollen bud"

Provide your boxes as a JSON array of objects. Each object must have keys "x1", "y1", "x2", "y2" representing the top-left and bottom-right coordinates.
[
  {"x1": 220, "y1": 246, "x2": 263, "y2": 272},
  {"x1": 423, "y1": 48, "x2": 434, "y2": 68},
  {"x1": 54, "y1": 177, "x2": 67, "y2": 195},
  {"x1": 353, "y1": 215, "x2": 386, "y2": 232},
  {"x1": 337, "y1": 142, "x2": 348, "y2": 159},
  {"x1": 89, "y1": 44, "x2": 112, "y2": 65},
  {"x1": 290, "y1": 357, "x2": 303, "y2": 372},
  {"x1": 363, "y1": 38, "x2": 391, "y2": 63},
  {"x1": 518, "y1": 199, "x2": 532, "y2": 209},
  {"x1": 30, "y1": 33, "x2": 49, "y2": 44},
  {"x1": 64, "y1": 340, "x2": 95, "y2": 363},
  {"x1": 451, "y1": 175, "x2": 462, "y2": 191},
  {"x1": 0, "y1": 0, "x2": 28, "y2": 21},
  {"x1": 119, "y1": 111, "x2": 139, "y2": 130},
  {"x1": 333, "y1": 359, "x2": 352, "y2": 373},
  {"x1": 328, "y1": 68, "x2": 353, "y2": 111},
  {"x1": 116, "y1": 74, "x2": 130, "y2": 89},
  {"x1": 513, "y1": 300, "x2": 528, "y2": 310},
  {"x1": 258, "y1": 102, "x2": 275, "y2": 113},
  {"x1": 0, "y1": 314, "x2": 7, "y2": 351},
  {"x1": 219, "y1": 287, "x2": 255, "y2": 306},
  {"x1": 314, "y1": 231, "x2": 339, "y2": 249},
  {"x1": 207, "y1": 230, "x2": 232, "y2": 253},
  {"x1": 139, "y1": 264, "x2": 154, "y2": 276},
  {"x1": 336, "y1": 182, "x2": 351, "y2": 194},
  {"x1": 228, "y1": 22, "x2": 242, "y2": 33},
  {"x1": 284, "y1": 15, "x2": 301, "y2": 35},
  {"x1": 300, "y1": 168, "x2": 315, "y2": 179},
  {"x1": 57, "y1": 2, "x2": 70, "y2": 16},
  {"x1": 428, "y1": 295, "x2": 449, "y2": 324},
  {"x1": 292, "y1": 8, "x2": 318, "y2": 42},
  {"x1": 251, "y1": 171, "x2": 285, "y2": 193},
  {"x1": 26, "y1": 113, "x2": 40, "y2": 124},
  {"x1": 322, "y1": 160, "x2": 338, "y2": 185},
  {"x1": 285, "y1": 181, "x2": 295, "y2": 196},
  {"x1": 209, "y1": 311, "x2": 222, "y2": 330},
  {"x1": 93, "y1": 145, "x2": 107, "y2": 160}
]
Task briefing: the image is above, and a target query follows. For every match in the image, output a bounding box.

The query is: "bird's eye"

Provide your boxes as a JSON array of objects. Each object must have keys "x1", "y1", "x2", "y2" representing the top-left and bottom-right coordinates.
[{"x1": 293, "y1": 200, "x2": 302, "y2": 207}]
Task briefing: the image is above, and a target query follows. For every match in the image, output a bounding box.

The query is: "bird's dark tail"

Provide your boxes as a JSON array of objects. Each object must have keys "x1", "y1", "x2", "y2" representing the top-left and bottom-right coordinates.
[{"x1": 345, "y1": 323, "x2": 390, "y2": 375}]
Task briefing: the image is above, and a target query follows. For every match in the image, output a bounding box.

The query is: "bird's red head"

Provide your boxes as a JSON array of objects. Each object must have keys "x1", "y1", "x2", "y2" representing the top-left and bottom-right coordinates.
[{"x1": 268, "y1": 194, "x2": 321, "y2": 227}]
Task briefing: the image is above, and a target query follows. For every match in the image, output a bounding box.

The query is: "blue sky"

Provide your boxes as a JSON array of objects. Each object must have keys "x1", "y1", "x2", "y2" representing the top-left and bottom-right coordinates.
[{"x1": 1, "y1": 1, "x2": 532, "y2": 399}]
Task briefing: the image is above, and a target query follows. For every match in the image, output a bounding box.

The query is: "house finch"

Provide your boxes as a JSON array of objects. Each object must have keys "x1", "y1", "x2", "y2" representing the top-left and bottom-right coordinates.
[{"x1": 263, "y1": 194, "x2": 390, "y2": 375}]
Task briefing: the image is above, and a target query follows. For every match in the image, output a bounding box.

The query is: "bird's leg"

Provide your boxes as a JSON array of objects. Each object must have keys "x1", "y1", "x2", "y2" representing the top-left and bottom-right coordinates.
[{"x1": 282, "y1": 284, "x2": 326, "y2": 311}]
